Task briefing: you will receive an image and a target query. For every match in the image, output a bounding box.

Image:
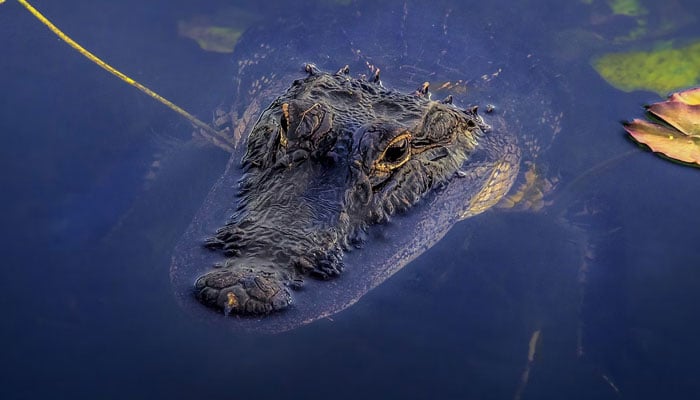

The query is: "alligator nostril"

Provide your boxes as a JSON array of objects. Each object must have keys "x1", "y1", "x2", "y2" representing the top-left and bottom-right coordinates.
[
  {"x1": 217, "y1": 287, "x2": 243, "y2": 309},
  {"x1": 271, "y1": 289, "x2": 292, "y2": 310},
  {"x1": 197, "y1": 287, "x2": 220, "y2": 305},
  {"x1": 194, "y1": 275, "x2": 209, "y2": 290},
  {"x1": 223, "y1": 292, "x2": 239, "y2": 316}
]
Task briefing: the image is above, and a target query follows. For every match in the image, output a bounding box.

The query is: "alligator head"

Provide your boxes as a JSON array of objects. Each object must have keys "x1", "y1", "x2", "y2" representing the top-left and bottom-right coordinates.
[{"x1": 194, "y1": 65, "x2": 519, "y2": 316}]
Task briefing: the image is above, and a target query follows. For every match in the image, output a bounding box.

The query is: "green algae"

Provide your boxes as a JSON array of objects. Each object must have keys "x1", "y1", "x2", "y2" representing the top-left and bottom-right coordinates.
[
  {"x1": 178, "y1": 7, "x2": 259, "y2": 54},
  {"x1": 178, "y1": 23, "x2": 243, "y2": 53},
  {"x1": 178, "y1": 1, "x2": 351, "y2": 53},
  {"x1": 607, "y1": 0, "x2": 649, "y2": 42},
  {"x1": 608, "y1": 0, "x2": 647, "y2": 17},
  {"x1": 593, "y1": 41, "x2": 700, "y2": 95},
  {"x1": 577, "y1": 0, "x2": 696, "y2": 44}
]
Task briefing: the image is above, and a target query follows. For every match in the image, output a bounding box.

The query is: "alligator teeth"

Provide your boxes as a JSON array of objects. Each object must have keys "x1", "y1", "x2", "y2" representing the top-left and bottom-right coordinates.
[
  {"x1": 372, "y1": 68, "x2": 381, "y2": 83},
  {"x1": 440, "y1": 95, "x2": 453, "y2": 104},
  {"x1": 304, "y1": 63, "x2": 319, "y2": 75},
  {"x1": 336, "y1": 65, "x2": 350, "y2": 75},
  {"x1": 414, "y1": 81, "x2": 430, "y2": 97}
]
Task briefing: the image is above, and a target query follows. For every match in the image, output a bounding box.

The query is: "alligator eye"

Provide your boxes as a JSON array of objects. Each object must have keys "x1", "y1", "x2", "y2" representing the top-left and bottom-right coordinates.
[
  {"x1": 384, "y1": 138, "x2": 408, "y2": 163},
  {"x1": 280, "y1": 103, "x2": 290, "y2": 132},
  {"x1": 375, "y1": 132, "x2": 412, "y2": 172},
  {"x1": 278, "y1": 103, "x2": 289, "y2": 148}
]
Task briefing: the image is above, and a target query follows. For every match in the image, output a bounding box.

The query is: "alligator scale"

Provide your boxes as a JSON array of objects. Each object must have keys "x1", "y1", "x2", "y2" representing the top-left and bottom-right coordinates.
[{"x1": 170, "y1": 2, "x2": 563, "y2": 332}]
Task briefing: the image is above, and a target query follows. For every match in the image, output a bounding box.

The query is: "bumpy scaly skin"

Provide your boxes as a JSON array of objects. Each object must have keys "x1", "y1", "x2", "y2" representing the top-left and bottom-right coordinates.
[
  {"x1": 195, "y1": 264, "x2": 293, "y2": 315},
  {"x1": 196, "y1": 65, "x2": 501, "y2": 316}
]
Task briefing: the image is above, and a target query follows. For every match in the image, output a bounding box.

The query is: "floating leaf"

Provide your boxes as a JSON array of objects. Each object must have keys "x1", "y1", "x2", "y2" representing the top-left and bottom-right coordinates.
[
  {"x1": 624, "y1": 87, "x2": 700, "y2": 166},
  {"x1": 593, "y1": 41, "x2": 700, "y2": 95},
  {"x1": 669, "y1": 87, "x2": 700, "y2": 105},
  {"x1": 575, "y1": 0, "x2": 694, "y2": 44},
  {"x1": 178, "y1": 23, "x2": 242, "y2": 53},
  {"x1": 608, "y1": 0, "x2": 647, "y2": 17},
  {"x1": 178, "y1": 8, "x2": 259, "y2": 53},
  {"x1": 647, "y1": 102, "x2": 700, "y2": 134}
]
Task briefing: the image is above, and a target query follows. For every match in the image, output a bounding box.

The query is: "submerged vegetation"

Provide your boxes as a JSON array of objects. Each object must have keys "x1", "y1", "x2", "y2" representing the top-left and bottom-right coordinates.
[{"x1": 177, "y1": 8, "x2": 259, "y2": 53}]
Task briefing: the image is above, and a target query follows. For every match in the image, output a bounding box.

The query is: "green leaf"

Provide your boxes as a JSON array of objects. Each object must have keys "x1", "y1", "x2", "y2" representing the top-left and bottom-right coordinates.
[
  {"x1": 593, "y1": 41, "x2": 700, "y2": 95},
  {"x1": 178, "y1": 8, "x2": 259, "y2": 54}
]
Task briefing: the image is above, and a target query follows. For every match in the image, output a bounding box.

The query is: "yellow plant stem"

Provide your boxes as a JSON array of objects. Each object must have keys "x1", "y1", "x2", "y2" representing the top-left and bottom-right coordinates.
[{"x1": 6, "y1": 0, "x2": 224, "y2": 141}]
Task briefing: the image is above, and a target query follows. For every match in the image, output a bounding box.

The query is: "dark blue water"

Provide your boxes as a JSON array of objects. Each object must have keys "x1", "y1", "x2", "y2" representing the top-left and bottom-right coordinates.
[{"x1": 2, "y1": 0, "x2": 700, "y2": 399}]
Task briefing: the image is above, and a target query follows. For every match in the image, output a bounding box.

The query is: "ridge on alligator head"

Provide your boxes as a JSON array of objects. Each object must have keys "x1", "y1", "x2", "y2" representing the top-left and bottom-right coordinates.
[{"x1": 190, "y1": 64, "x2": 521, "y2": 318}]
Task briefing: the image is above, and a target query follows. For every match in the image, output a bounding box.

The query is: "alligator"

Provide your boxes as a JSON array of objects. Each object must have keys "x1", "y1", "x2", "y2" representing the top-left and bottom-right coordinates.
[
  {"x1": 170, "y1": 2, "x2": 563, "y2": 332},
  {"x1": 193, "y1": 64, "x2": 519, "y2": 315}
]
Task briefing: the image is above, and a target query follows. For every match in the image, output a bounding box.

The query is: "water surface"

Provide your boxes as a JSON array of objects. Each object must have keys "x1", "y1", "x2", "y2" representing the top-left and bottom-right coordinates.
[{"x1": 1, "y1": 0, "x2": 699, "y2": 399}]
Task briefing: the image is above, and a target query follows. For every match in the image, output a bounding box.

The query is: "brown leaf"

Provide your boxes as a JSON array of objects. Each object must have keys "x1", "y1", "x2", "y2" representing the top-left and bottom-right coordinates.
[
  {"x1": 624, "y1": 87, "x2": 700, "y2": 166},
  {"x1": 646, "y1": 102, "x2": 700, "y2": 135},
  {"x1": 669, "y1": 87, "x2": 700, "y2": 105},
  {"x1": 624, "y1": 119, "x2": 700, "y2": 164}
]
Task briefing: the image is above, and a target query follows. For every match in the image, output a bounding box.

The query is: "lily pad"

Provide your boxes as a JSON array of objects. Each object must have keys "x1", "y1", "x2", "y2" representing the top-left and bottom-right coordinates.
[
  {"x1": 624, "y1": 87, "x2": 700, "y2": 166},
  {"x1": 577, "y1": 0, "x2": 695, "y2": 44},
  {"x1": 593, "y1": 41, "x2": 700, "y2": 95},
  {"x1": 607, "y1": 0, "x2": 647, "y2": 18},
  {"x1": 178, "y1": 23, "x2": 242, "y2": 53},
  {"x1": 178, "y1": 8, "x2": 259, "y2": 53},
  {"x1": 669, "y1": 87, "x2": 700, "y2": 105}
]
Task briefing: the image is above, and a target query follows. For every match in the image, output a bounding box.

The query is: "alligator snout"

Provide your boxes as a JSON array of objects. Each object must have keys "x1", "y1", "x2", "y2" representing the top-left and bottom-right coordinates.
[{"x1": 195, "y1": 265, "x2": 293, "y2": 315}]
